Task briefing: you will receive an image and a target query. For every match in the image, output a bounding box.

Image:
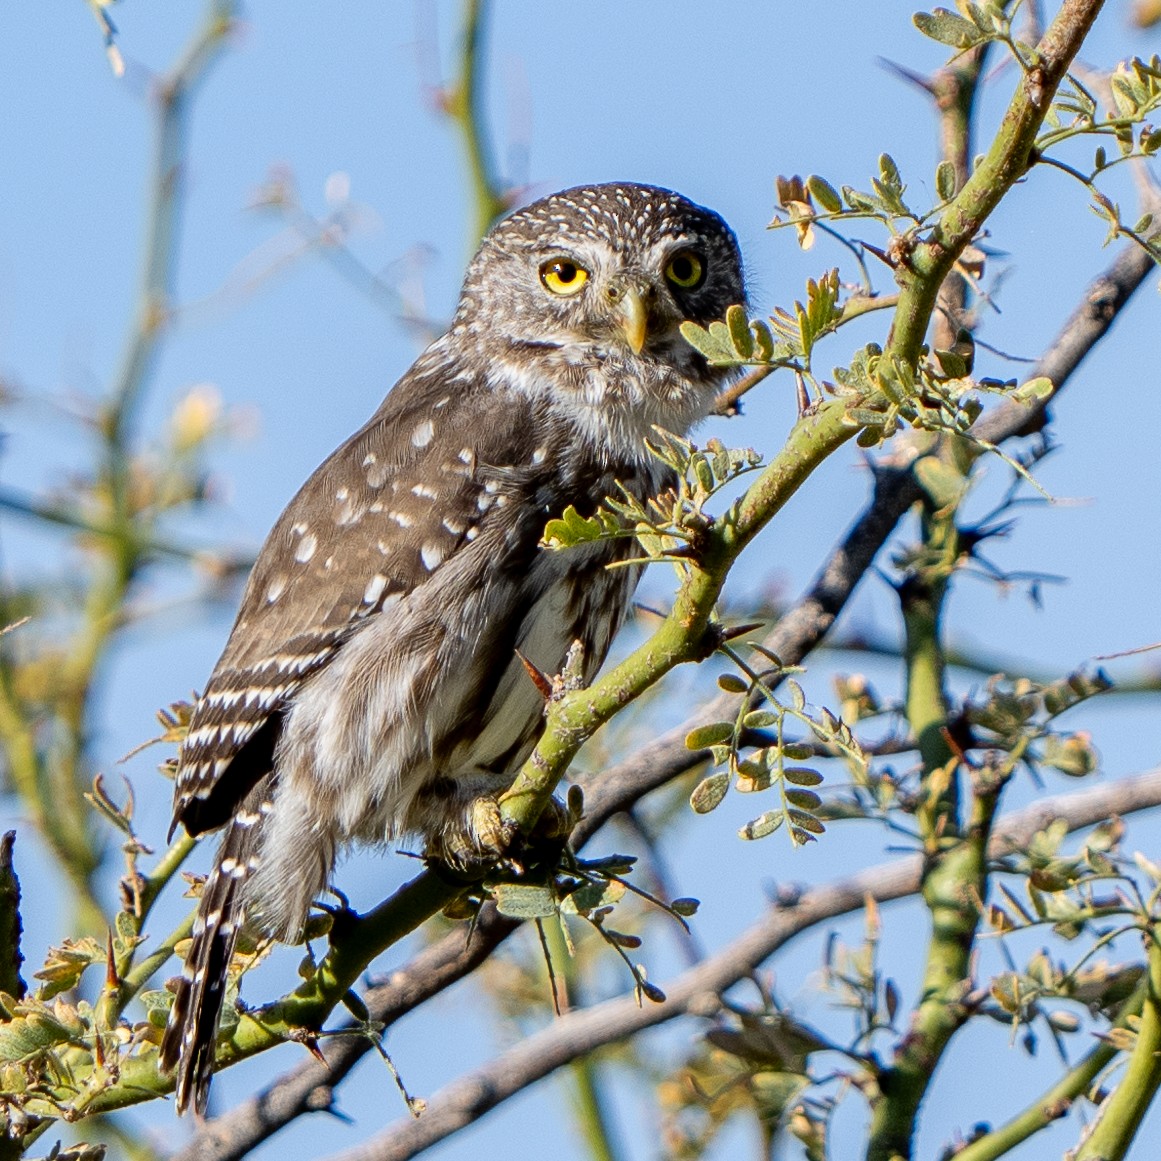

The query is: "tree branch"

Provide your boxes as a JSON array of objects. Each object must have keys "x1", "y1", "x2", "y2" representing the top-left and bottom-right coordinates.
[
  {"x1": 1072, "y1": 926, "x2": 1161, "y2": 1159},
  {"x1": 953, "y1": 976, "x2": 1146, "y2": 1161},
  {"x1": 316, "y1": 767, "x2": 1161, "y2": 1161}
]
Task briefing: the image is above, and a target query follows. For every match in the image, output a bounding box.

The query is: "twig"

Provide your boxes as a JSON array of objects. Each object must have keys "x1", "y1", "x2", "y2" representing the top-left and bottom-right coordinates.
[
  {"x1": 952, "y1": 976, "x2": 1146, "y2": 1161},
  {"x1": 441, "y1": 0, "x2": 508, "y2": 245},
  {"x1": 1072, "y1": 927, "x2": 1161, "y2": 1159}
]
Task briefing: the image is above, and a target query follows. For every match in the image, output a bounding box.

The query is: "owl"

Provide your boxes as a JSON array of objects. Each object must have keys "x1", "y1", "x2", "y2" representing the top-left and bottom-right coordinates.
[{"x1": 160, "y1": 182, "x2": 746, "y2": 1113}]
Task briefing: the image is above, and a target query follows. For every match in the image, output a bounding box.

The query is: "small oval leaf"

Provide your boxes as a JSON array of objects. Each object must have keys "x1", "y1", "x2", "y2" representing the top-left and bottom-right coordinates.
[
  {"x1": 685, "y1": 722, "x2": 734, "y2": 750},
  {"x1": 690, "y1": 772, "x2": 730, "y2": 814},
  {"x1": 739, "y1": 810, "x2": 784, "y2": 840}
]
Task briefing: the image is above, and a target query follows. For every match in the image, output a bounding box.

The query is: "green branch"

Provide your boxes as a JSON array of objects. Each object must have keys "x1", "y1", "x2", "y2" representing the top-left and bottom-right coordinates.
[
  {"x1": 889, "y1": 0, "x2": 1106, "y2": 365},
  {"x1": 866, "y1": 764, "x2": 1006, "y2": 1161},
  {"x1": 444, "y1": 0, "x2": 508, "y2": 245},
  {"x1": 955, "y1": 977, "x2": 1147, "y2": 1161},
  {"x1": 1073, "y1": 928, "x2": 1161, "y2": 1160}
]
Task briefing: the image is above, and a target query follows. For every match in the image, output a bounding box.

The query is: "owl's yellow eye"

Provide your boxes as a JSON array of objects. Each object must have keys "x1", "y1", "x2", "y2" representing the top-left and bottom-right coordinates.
[
  {"x1": 540, "y1": 258, "x2": 590, "y2": 296},
  {"x1": 664, "y1": 251, "x2": 704, "y2": 289}
]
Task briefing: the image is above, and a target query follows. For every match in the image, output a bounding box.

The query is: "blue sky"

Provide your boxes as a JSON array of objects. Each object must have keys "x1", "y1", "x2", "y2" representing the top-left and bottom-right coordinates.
[{"x1": 0, "y1": 3, "x2": 1158, "y2": 1159}]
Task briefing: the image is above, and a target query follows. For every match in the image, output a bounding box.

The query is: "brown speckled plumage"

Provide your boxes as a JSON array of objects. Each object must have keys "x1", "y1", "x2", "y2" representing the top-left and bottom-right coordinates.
[{"x1": 160, "y1": 182, "x2": 745, "y2": 1114}]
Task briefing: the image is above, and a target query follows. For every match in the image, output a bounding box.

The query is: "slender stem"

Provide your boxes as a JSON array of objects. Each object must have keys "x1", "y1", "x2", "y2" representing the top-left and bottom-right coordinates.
[
  {"x1": 867, "y1": 473, "x2": 972, "y2": 1161},
  {"x1": 1072, "y1": 928, "x2": 1161, "y2": 1160},
  {"x1": 889, "y1": 0, "x2": 1106, "y2": 366},
  {"x1": 954, "y1": 977, "x2": 1147, "y2": 1161},
  {"x1": 0, "y1": 486, "x2": 235, "y2": 566},
  {"x1": 0, "y1": 832, "x2": 24, "y2": 1002},
  {"x1": 444, "y1": 0, "x2": 508, "y2": 245}
]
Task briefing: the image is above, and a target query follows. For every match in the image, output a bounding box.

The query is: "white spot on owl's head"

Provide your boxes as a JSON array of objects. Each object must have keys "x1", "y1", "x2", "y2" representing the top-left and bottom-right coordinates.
[{"x1": 412, "y1": 418, "x2": 435, "y2": 448}]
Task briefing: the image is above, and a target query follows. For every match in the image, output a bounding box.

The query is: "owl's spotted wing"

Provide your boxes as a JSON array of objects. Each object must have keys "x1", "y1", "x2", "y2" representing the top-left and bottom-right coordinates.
[{"x1": 171, "y1": 349, "x2": 550, "y2": 838}]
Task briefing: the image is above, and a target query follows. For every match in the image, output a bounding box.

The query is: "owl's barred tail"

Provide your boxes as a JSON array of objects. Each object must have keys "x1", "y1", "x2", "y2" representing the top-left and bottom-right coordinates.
[{"x1": 160, "y1": 781, "x2": 272, "y2": 1115}]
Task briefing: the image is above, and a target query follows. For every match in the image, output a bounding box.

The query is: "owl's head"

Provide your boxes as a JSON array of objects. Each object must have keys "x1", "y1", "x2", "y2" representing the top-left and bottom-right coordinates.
[{"x1": 455, "y1": 183, "x2": 745, "y2": 364}]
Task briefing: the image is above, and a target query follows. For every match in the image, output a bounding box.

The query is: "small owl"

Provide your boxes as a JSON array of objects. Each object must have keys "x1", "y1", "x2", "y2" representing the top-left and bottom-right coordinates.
[{"x1": 160, "y1": 182, "x2": 745, "y2": 1113}]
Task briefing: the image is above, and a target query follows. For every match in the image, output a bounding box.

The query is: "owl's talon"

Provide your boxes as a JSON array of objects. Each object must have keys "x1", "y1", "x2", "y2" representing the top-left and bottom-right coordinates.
[
  {"x1": 428, "y1": 793, "x2": 576, "y2": 877},
  {"x1": 469, "y1": 796, "x2": 519, "y2": 860},
  {"x1": 428, "y1": 796, "x2": 519, "y2": 874}
]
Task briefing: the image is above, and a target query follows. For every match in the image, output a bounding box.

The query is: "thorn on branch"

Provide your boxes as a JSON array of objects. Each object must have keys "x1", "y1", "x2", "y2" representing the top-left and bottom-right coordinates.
[{"x1": 515, "y1": 649, "x2": 554, "y2": 701}]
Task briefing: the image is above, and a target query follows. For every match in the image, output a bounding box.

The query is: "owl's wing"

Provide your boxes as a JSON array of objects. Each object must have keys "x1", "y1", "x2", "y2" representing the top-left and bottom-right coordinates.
[{"x1": 171, "y1": 352, "x2": 550, "y2": 838}]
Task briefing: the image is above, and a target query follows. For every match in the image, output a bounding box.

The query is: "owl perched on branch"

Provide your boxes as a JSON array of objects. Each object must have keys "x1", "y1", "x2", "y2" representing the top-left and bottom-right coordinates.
[{"x1": 160, "y1": 182, "x2": 746, "y2": 1114}]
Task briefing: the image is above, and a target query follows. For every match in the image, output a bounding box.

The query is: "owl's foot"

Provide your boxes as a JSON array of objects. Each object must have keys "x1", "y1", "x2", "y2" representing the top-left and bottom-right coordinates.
[
  {"x1": 429, "y1": 793, "x2": 573, "y2": 877},
  {"x1": 426, "y1": 795, "x2": 516, "y2": 875}
]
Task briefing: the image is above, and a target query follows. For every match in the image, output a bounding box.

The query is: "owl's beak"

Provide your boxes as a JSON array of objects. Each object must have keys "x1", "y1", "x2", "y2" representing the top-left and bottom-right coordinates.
[{"x1": 613, "y1": 286, "x2": 649, "y2": 354}]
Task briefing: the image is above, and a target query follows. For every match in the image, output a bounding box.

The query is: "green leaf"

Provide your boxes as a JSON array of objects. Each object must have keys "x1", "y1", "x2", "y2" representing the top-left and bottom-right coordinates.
[
  {"x1": 933, "y1": 347, "x2": 969, "y2": 379},
  {"x1": 139, "y1": 988, "x2": 174, "y2": 1029},
  {"x1": 670, "y1": 897, "x2": 700, "y2": 917},
  {"x1": 562, "y1": 878, "x2": 625, "y2": 916},
  {"x1": 806, "y1": 174, "x2": 842, "y2": 213},
  {"x1": 0, "y1": 1001, "x2": 84, "y2": 1064},
  {"x1": 542, "y1": 505, "x2": 614, "y2": 549},
  {"x1": 785, "y1": 788, "x2": 822, "y2": 811},
  {"x1": 739, "y1": 810, "x2": 784, "y2": 840},
  {"x1": 788, "y1": 810, "x2": 826, "y2": 834},
  {"x1": 717, "y1": 673, "x2": 749, "y2": 694},
  {"x1": 726, "y1": 304, "x2": 754, "y2": 360},
  {"x1": 603, "y1": 929, "x2": 642, "y2": 949},
  {"x1": 688, "y1": 453, "x2": 712, "y2": 496},
  {"x1": 686, "y1": 722, "x2": 734, "y2": 750},
  {"x1": 751, "y1": 318, "x2": 775, "y2": 361},
  {"x1": 935, "y1": 159, "x2": 957, "y2": 201},
  {"x1": 680, "y1": 319, "x2": 737, "y2": 366},
  {"x1": 492, "y1": 883, "x2": 557, "y2": 919},
  {"x1": 1041, "y1": 732, "x2": 1099, "y2": 777},
  {"x1": 640, "y1": 979, "x2": 667, "y2": 1003},
  {"x1": 691, "y1": 772, "x2": 730, "y2": 814},
  {"x1": 33, "y1": 938, "x2": 104, "y2": 1001},
  {"x1": 913, "y1": 8, "x2": 985, "y2": 48},
  {"x1": 780, "y1": 743, "x2": 815, "y2": 761},
  {"x1": 743, "y1": 709, "x2": 779, "y2": 730},
  {"x1": 846, "y1": 406, "x2": 889, "y2": 427},
  {"x1": 1011, "y1": 376, "x2": 1054, "y2": 406},
  {"x1": 782, "y1": 766, "x2": 823, "y2": 786}
]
